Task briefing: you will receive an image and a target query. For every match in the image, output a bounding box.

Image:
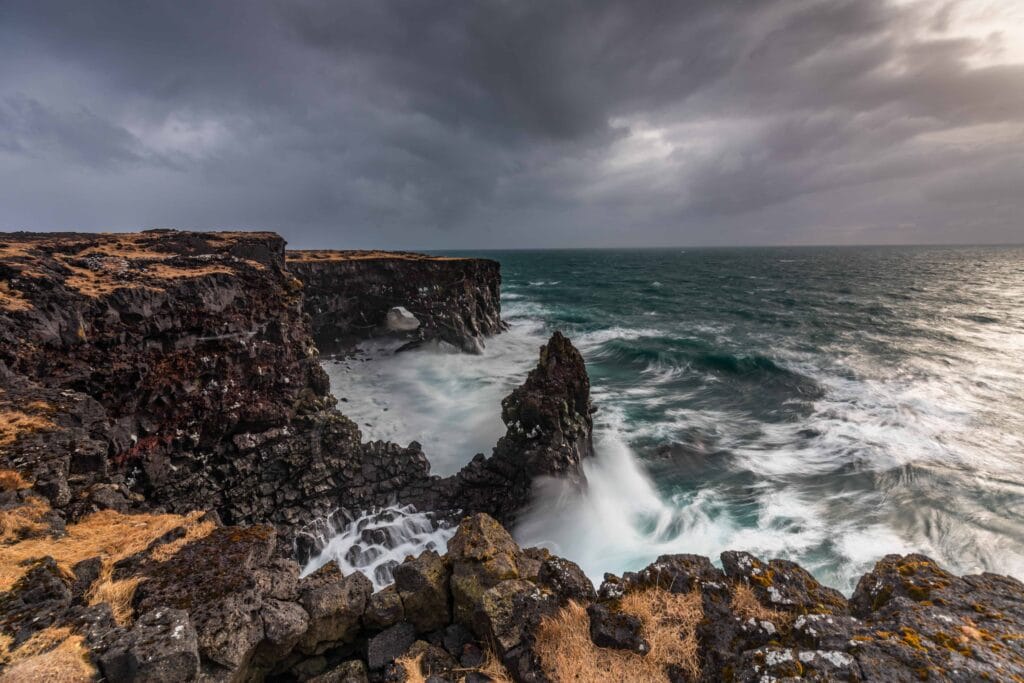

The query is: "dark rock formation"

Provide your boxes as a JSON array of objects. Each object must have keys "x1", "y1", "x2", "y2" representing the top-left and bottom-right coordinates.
[
  {"x1": 445, "y1": 330, "x2": 594, "y2": 525},
  {"x1": 0, "y1": 231, "x2": 585, "y2": 562},
  {"x1": 287, "y1": 250, "x2": 505, "y2": 354}
]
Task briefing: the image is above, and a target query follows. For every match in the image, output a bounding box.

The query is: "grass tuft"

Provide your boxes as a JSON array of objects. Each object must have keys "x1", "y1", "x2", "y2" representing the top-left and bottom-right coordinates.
[{"x1": 535, "y1": 589, "x2": 703, "y2": 682}]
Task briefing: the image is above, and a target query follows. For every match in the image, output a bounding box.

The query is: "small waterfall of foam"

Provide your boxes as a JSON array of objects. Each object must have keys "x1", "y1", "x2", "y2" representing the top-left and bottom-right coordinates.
[{"x1": 300, "y1": 506, "x2": 455, "y2": 590}]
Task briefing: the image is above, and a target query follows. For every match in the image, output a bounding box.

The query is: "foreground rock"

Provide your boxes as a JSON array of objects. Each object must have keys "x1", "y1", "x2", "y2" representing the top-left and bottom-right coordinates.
[{"x1": 3, "y1": 511, "x2": 1022, "y2": 682}]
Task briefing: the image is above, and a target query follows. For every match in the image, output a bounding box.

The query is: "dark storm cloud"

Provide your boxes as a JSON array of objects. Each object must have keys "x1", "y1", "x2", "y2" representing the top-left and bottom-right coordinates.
[{"x1": 0, "y1": 0, "x2": 1021, "y2": 247}]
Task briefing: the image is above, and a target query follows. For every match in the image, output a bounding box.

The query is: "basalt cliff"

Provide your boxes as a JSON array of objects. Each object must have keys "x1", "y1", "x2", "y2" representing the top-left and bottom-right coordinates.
[{"x1": 1, "y1": 230, "x2": 1023, "y2": 683}]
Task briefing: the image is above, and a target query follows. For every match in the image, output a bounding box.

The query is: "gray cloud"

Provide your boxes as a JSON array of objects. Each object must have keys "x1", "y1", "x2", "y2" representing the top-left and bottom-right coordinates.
[{"x1": 0, "y1": 0, "x2": 1021, "y2": 247}]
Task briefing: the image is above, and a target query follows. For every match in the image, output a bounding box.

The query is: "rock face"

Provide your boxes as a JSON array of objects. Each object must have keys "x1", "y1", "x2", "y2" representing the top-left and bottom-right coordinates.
[
  {"x1": 446, "y1": 331, "x2": 594, "y2": 525},
  {"x1": 287, "y1": 250, "x2": 505, "y2": 354},
  {"x1": 0, "y1": 231, "x2": 499, "y2": 547}
]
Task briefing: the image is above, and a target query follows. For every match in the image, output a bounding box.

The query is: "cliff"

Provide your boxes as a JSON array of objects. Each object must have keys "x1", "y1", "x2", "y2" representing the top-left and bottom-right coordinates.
[
  {"x1": 287, "y1": 250, "x2": 505, "y2": 354},
  {"x1": 0, "y1": 230, "x2": 587, "y2": 553},
  {"x1": 0, "y1": 230, "x2": 439, "y2": 538}
]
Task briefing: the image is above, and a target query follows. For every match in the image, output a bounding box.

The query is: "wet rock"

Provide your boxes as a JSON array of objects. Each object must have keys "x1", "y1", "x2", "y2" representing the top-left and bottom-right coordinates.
[
  {"x1": 587, "y1": 603, "x2": 649, "y2": 654},
  {"x1": 367, "y1": 622, "x2": 417, "y2": 670},
  {"x1": 98, "y1": 608, "x2": 200, "y2": 683},
  {"x1": 364, "y1": 585, "x2": 405, "y2": 631},
  {"x1": 298, "y1": 564, "x2": 373, "y2": 654},
  {"x1": 393, "y1": 550, "x2": 450, "y2": 633}
]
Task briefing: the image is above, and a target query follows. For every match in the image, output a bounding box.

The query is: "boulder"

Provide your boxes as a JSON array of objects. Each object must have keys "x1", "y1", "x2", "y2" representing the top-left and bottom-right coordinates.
[
  {"x1": 367, "y1": 622, "x2": 417, "y2": 670},
  {"x1": 386, "y1": 306, "x2": 421, "y2": 332},
  {"x1": 721, "y1": 551, "x2": 848, "y2": 615},
  {"x1": 587, "y1": 603, "x2": 649, "y2": 655},
  {"x1": 364, "y1": 586, "x2": 405, "y2": 631},
  {"x1": 392, "y1": 550, "x2": 450, "y2": 633},
  {"x1": 98, "y1": 608, "x2": 200, "y2": 683},
  {"x1": 258, "y1": 598, "x2": 309, "y2": 662},
  {"x1": 537, "y1": 556, "x2": 595, "y2": 604},
  {"x1": 474, "y1": 579, "x2": 542, "y2": 654},
  {"x1": 298, "y1": 564, "x2": 373, "y2": 654},
  {"x1": 447, "y1": 514, "x2": 522, "y2": 626}
]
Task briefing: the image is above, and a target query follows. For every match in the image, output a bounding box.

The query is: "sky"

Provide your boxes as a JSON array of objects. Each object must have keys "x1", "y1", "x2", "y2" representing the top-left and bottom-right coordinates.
[{"x1": 1, "y1": 0, "x2": 1022, "y2": 249}]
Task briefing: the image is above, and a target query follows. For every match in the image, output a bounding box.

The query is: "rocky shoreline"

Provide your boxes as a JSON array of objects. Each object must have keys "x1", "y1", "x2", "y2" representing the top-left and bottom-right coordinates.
[{"x1": 2, "y1": 230, "x2": 1023, "y2": 681}]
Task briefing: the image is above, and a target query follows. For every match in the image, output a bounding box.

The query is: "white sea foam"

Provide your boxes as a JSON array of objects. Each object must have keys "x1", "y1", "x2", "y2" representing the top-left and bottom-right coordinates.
[
  {"x1": 301, "y1": 506, "x2": 455, "y2": 591},
  {"x1": 324, "y1": 319, "x2": 544, "y2": 476}
]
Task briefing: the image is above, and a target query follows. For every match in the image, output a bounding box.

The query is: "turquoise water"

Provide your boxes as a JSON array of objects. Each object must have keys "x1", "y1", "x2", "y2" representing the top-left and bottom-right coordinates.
[{"x1": 327, "y1": 246, "x2": 1024, "y2": 592}]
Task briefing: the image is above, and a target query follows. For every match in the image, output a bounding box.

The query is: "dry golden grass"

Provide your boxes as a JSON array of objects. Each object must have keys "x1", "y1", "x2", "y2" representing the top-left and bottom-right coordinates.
[
  {"x1": 397, "y1": 648, "x2": 512, "y2": 683},
  {"x1": 86, "y1": 569, "x2": 141, "y2": 627},
  {"x1": 395, "y1": 653, "x2": 428, "y2": 683},
  {"x1": 0, "y1": 410, "x2": 55, "y2": 447},
  {"x1": 0, "y1": 496, "x2": 52, "y2": 544},
  {"x1": 0, "y1": 281, "x2": 31, "y2": 312},
  {"x1": 535, "y1": 589, "x2": 703, "y2": 683},
  {"x1": 0, "y1": 627, "x2": 95, "y2": 683},
  {"x1": 0, "y1": 508, "x2": 213, "y2": 592},
  {"x1": 730, "y1": 583, "x2": 791, "y2": 627},
  {"x1": 145, "y1": 262, "x2": 234, "y2": 280},
  {"x1": 0, "y1": 469, "x2": 31, "y2": 492},
  {"x1": 471, "y1": 649, "x2": 513, "y2": 683}
]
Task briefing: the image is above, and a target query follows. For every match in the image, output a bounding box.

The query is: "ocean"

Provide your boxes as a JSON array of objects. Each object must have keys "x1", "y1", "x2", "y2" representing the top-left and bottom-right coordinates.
[{"x1": 312, "y1": 246, "x2": 1024, "y2": 593}]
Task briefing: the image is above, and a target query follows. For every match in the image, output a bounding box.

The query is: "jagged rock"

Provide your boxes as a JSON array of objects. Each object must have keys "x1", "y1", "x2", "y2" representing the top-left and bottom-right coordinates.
[
  {"x1": 517, "y1": 547, "x2": 551, "y2": 582},
  {"x1": 298, "y1": 564, "x2": 373, "y2": 654},
  {"x1": 364, "y1": 586, "x2": 405, "y2": 631},
  {"x1": 474, "y1": 579, "x2": 543, "y2": 655},
  {"x1": 721, "y1": 550, "x2": 849, "y2": 615},
  {"x1": 98, "y1": 608, "x2": 200, "y2": 683},
  {"x1": 71, "y1": 556, "x2": 103, "y2": 602},
  {"x1": 448, "y1": 332, "x2": 593, "y2": 525},
  {"x1": 447, "y1": 514, "x2": 522, "y2": 626},
  {"x1": 537, "y1": 556, "x2": 595, "y2": 604},
  {"x1": 131, "y1": 525, "x2": 279, "y2": 672},
  {"x1": 392, "y1": 550, "x2": 450, "y2": 633},
  {"x1": 258, "y1": 598, "x2": 309, "y2": 662},
  {"x1": 587, "y1": 603, "x2": 649, "y2": 654},
  {"x1": 367, "y1": 622, "x2": 417, "y2": 670}
]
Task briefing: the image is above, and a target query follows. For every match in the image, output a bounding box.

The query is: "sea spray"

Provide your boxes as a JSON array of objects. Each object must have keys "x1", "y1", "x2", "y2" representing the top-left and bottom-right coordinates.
[
  {"x1": 301, "y1": 506, "x2": 455, "y2": 590},
  {"x1": 315, "y1": 246, "x2": 1024, "y2": 593}
]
